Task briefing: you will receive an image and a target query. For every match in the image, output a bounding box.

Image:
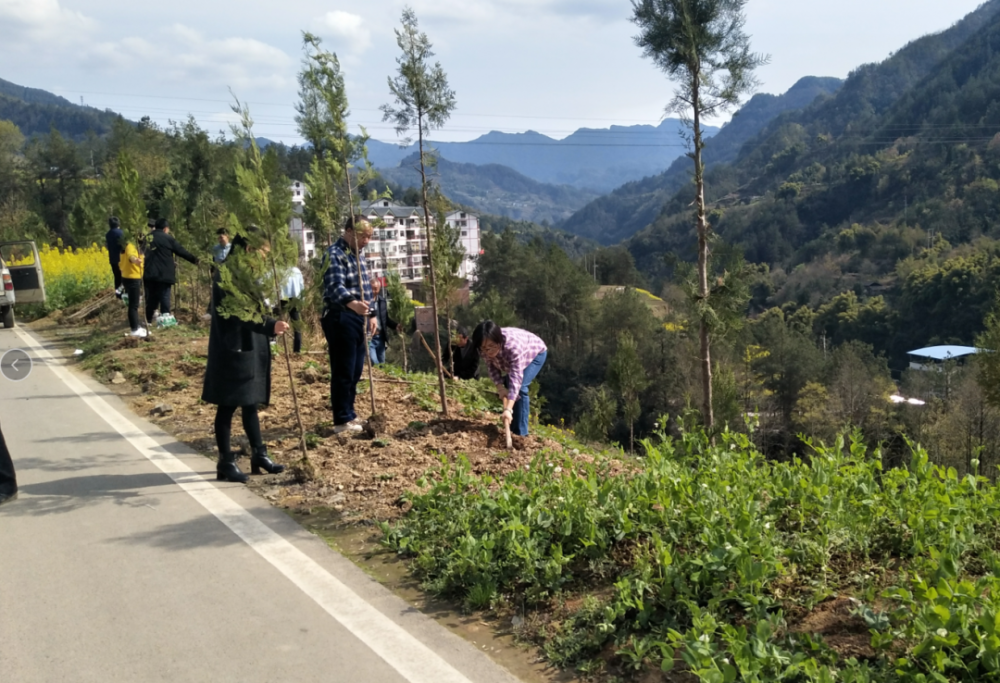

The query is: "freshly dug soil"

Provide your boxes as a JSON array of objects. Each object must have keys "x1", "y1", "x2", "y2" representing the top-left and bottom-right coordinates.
[{"x1": 47, "y1": 311, "x2": 582, "y2": 525}]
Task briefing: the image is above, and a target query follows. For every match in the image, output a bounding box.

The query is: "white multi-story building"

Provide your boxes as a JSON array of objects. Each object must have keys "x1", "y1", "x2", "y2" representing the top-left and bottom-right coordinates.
[
  {"x1": 360, "y1": 200, "x2": 480, "y2": 286},
  {"x1": 287, "y1": 189, "x2": 481, "y2": 285},
  {"x1": 287, "y1": 180, "x2": 317, "y2": 260}
]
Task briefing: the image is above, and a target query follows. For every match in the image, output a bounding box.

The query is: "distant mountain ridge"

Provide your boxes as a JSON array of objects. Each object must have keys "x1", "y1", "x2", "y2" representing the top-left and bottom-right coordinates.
[
  {"x1": 558, "y1": 76, "x2": 845, "y2": 245},
  {"x1": 623, "y1": 0, "x2": 1000, "y2": 279},
  {"x1": 367, "y1": 118, "x2": 719, "y2": 192},
  {"x1": 0, "y1": 77, "x2": 124, "y2": 138},
  {"x1": 375, "y1": 153, "x2": 601, "y2": 225}
]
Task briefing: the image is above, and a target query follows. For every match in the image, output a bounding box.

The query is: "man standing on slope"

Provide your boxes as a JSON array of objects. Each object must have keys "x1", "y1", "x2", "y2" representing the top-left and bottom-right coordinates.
[
  {"x1": 105, "y1": 216, "x2": 124, "y2": 297},
  {"x1": 143, "y1": 218, "x2": 199, "y2": 324},
  {"x1": 321, "y1": 215, "x2": 377, "y2": 434}
]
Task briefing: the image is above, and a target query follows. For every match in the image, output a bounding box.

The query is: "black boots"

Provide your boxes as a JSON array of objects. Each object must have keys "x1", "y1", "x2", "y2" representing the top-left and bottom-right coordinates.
[
  {"x1": 0, "y1": 486, "x2": 17, "y2": 506},
  {"x1": 216, "y1": 452, "x2": 249, "y2": 484},
  {"x1": 250, "y1": 447, "x2": 286, "y2": 475}
]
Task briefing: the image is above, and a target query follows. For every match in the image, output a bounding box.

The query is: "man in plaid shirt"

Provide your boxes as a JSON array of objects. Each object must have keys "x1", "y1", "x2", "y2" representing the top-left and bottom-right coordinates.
[{"x1": 322, "y1": 215, "x2": 377, "y2": 434}]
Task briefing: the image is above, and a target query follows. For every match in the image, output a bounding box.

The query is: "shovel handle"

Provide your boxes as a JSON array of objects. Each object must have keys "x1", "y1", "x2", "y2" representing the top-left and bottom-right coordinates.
[{"x1": 504, "y1": 423, "x2": 513, "y2": 450}]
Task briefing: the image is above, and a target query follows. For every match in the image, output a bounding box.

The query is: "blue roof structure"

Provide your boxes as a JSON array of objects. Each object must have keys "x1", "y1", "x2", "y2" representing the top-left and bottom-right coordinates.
[{"x1": 907, "y1": 345, "x2": 979, "y2": 361}]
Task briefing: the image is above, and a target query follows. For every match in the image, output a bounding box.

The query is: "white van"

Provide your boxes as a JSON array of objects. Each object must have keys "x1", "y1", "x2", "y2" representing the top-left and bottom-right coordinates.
[{"x1": 0, "y1": 241, "x2": 47, "y2": 328}]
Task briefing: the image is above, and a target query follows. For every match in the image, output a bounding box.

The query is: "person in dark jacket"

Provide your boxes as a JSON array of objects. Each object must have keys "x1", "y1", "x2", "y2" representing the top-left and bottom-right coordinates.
[
  {"x1": 447, "y1": 325, "x2": 481, "y2": 380},
  {"x1": 143, "y1": 218, "x2": 199, "y2": 324},
  {"x1": 105, "y1": 216, "x2": 124, "y2": 295},
  {"x1": 0, "y1": 418, "x2": 17, "y2": 506},
  {"x1": 367, "y1": 278, "x2": 400, "y2": 365},
  {"x1": 201, "y1": 233, "x2": 289, "y2": 483}
]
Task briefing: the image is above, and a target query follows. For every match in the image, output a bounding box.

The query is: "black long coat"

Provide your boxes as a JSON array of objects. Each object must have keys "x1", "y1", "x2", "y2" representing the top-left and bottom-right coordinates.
[{"x1": 201, "y1": 279, "x2": 278, "y2": 407}]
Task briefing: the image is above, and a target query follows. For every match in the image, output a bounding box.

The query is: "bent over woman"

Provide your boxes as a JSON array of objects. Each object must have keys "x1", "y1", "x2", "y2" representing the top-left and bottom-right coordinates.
[
  {"x1": 202, "y1": 235, "x2": 289, "y2": 483},
  {"x1": 473, "y1": 321, "x2": 547, "y2": 437}
]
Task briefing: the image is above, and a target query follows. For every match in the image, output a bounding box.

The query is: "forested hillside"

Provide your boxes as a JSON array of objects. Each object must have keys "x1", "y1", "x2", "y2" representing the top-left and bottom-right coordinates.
[
  {"x1": 615, "y1": 0, "x2": 1000, "y2": 374},
  {"x1": 560, "y1": 76, "x2": 844, "y2": 244},
  {"x1": 628, "y1": 0, "x2": 1000, "y2": 272},
  {"x1": 0, "y1": 77, "x2": 125, "y2": 138},
  {"x1": 374, "y1": 153, "x2": 601, "y2": 224}
]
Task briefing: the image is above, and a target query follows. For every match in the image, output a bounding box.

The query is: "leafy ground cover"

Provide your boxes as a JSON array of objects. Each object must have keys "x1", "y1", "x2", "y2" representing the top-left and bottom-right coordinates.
[{"x1": 382, "y1": 427, "x2": 1000, "y2": 681}]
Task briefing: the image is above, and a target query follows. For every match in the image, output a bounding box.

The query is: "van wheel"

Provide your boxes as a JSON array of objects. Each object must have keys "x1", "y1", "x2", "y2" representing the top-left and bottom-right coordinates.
[{"x1": 2, "y1": 306, "x2": 13, "y2": 329}]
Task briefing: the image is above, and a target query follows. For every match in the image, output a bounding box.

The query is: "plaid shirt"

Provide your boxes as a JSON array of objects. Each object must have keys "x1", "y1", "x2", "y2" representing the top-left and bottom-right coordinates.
[
  {"x1": 487, "y1": 327, "x2": 547, "y2": 400},
  {"x1": 322, "y1": 237, "x2": 372, "y2": 311}
]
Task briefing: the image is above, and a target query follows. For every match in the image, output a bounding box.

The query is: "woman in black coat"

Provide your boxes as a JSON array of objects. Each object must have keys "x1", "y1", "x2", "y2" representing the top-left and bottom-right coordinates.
[{"x1": 202, "y1": 236, "x2": 290, "y2": 483}]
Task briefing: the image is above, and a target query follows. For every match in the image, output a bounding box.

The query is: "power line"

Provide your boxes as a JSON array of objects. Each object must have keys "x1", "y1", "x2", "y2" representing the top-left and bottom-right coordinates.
[{"x1": 72, "y1": 89, "x2": 668, "y2": 123}]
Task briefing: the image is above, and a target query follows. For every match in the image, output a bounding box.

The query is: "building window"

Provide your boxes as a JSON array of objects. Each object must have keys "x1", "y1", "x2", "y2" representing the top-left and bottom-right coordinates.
[{"x1": 305, "y1": 232, "x2": 314, "y2": 244}]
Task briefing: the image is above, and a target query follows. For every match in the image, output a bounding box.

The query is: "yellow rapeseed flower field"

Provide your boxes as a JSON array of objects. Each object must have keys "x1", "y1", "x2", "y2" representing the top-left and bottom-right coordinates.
[{"x1": 11, "y1": 242, "x2": 113, "y2": 311}]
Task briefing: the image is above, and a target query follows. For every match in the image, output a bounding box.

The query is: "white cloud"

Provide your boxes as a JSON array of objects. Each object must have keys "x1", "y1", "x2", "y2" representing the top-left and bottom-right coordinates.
[
  {"x1": 85, "y1": 25, "x2": 294, "y2": 91},
  {"x1": 315, "y1": 10, "x2": 372, "y2": 58},
  {"x1": 0, "y1": 0, "x2": 95, "y2": 48}
]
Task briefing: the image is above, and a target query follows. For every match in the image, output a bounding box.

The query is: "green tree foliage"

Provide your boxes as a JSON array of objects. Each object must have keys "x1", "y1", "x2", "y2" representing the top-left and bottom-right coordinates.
[
  {"x1": 224, "y1": 99, "x2": 313, "y2": 478},
  {"x1": 576, "y1": 385, "x2": 617, "y2": 443},
  {"x1": 295, "y1": 32, "x2": 374, "y2": 249},
  {"x1": 607, "y1": 331, "x2": 650, "y2": 452},
  {"x1": 632, "y1": 0, "x2": 768, "y2": 431},
  {"x1": 385, "y1": 266, "x2": 415, "y2": 372},
  {"x1": 381, "y1": 6, "x2": 457, "y2": 416}
]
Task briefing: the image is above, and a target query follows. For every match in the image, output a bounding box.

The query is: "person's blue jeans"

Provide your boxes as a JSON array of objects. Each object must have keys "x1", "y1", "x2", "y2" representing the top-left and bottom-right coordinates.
[
  {"x1": 321, "y1": 310, "x2": 366, "y2": 425},
  {"x1": 510, "y1": 350, "x2": 547, "y2": 436},
  {"x1": 369, "y1": 336, "x2": 386, "y2": 365}
]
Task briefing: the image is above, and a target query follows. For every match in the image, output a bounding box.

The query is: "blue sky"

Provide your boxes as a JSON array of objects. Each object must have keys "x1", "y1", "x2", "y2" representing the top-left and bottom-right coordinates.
[{"x1": 0, "y1": 0, "x2": 989, "y2": 143}]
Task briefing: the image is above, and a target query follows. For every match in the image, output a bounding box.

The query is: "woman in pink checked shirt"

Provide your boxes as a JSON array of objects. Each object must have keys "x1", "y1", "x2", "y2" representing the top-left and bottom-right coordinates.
[{"x1": 472, "y1": 320, "x2": 547, "y2": 437}]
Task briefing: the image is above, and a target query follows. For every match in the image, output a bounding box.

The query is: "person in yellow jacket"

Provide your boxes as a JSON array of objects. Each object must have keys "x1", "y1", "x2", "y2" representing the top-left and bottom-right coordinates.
[{"x1": 120, "y1": 241, "x2": 146, "y2": 337}]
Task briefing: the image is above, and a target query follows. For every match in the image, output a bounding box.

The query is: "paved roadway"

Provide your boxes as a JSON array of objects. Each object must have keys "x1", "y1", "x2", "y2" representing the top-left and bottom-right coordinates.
[{"x1": 0, "y1": 324, "x2": 521, "y2": 683}]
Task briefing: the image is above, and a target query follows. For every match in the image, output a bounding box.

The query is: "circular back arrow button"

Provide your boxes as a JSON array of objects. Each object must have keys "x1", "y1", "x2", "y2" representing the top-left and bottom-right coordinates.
[{"x1": 1, "y1": 348, "x2": 32, "y2": 382}]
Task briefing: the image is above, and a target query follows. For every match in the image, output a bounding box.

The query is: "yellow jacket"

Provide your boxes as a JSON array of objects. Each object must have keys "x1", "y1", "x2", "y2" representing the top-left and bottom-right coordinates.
[{"x1": 120, "y1": 243, "x2": 143, "y2": 279}]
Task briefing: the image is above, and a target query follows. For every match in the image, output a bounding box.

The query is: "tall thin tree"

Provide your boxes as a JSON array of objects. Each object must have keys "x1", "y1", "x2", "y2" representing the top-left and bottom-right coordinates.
[
  {"x1": 295, "y1": 33, "x2": 379, "y2": 416},
  {"x1": 381, "y1": 7, "x2": 457, "y2": 416},
  {"x1": 224, "y1": 97, "x2": 314, "y2": 480},
  {"x1": 631, "y1": 0, "x2": 767, "y2": 431}
]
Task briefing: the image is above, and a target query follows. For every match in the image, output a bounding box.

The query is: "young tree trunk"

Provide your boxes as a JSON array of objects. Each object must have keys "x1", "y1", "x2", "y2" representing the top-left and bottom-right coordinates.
[
  {"x1": 267, "y1": 256, "x2": 313, "y2": 478},
  {"x1": 417, "y1": 124, "x2": 449, "y2": 417},
  {"x1": 446, "y1": 300, "x2": 455, "y2": 378},
  {"x1": 692, "y1": 80, "x2": 714, "y2": 433}
]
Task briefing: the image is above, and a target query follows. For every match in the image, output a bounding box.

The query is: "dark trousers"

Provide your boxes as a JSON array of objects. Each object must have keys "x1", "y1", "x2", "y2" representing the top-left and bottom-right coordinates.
[
  {"x1": 144, "y1": 281, "x2": 171, "y2": 322},
  {"x1": 0, "y1": 419, "x2": 16, "y2": 496},
  {"x1": 123, "y1": 278, "x2": 142, "y2": 330},
  {"x1": 110, "y1": 262, "x2": 122, "y2": 290},
  {"x1": 322, "y1": 310, "x2": 366, "y2": 425},
  {"x1": 278, "y1": 301, "x2": 302, "y2": 353},
  {"x1": 214, "y1": 405, "x2": 263, "y2": 459}
]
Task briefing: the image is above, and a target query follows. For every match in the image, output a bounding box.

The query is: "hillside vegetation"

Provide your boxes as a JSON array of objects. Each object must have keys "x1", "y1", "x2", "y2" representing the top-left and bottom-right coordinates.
[
  {"x1": 375, "y1": 153, "x2": 601, "y2": 224},
  {"x1": 561, "y1": 76, "x2": 844, "y2": 245},
  {"x1": 0, "y1": 77, "x2": 125, "y2": 138}
]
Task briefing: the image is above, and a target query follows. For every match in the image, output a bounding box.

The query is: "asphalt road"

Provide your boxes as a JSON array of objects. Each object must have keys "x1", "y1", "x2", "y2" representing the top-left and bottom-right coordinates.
[{"x1": 0, "y1": 324, "x2": 521, "y2": 683}]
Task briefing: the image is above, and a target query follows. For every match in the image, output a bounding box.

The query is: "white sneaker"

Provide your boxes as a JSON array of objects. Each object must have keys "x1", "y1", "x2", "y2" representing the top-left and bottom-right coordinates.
[
  {"x1": 333, "y1": 422, "x2": 363, "y2": 435},
  {"x1": 130, "y1": 327, "x2": 148, "y2": 338}
]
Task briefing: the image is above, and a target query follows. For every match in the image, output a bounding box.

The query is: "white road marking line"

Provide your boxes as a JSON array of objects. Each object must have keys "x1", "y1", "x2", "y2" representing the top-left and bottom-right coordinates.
[{"x1": 14, "y1": 328, "x2": 474, "y2": 683}]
